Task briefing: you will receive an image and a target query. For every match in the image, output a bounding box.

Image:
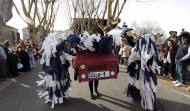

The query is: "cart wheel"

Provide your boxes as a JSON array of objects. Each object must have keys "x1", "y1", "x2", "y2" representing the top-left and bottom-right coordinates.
[{"x1": 74, "y1": 68, "x2": 78, "y2": 81}]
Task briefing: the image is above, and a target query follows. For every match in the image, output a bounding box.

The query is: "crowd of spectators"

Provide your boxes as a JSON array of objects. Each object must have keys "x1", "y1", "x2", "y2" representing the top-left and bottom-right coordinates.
[
  {"x1": 114, "y1": 30, "x2": 190, "y2": 87},
  {"x1": 157, "y1": 31, "x2": 190, "y2": 87},
  {"x1": 0, "y1": 39, "x2": 40, "y2": 81}
]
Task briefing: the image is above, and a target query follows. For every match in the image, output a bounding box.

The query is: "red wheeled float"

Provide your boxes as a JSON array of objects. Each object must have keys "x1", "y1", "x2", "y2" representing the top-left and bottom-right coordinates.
[{"x1": 72, "y1": 49, "x2": 118, "y2": 83}]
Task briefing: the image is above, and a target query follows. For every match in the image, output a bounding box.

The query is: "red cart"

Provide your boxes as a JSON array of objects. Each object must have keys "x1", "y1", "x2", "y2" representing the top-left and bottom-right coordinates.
[{"x1": 72, "y1": 49, "x2": 118, "y2": 83}]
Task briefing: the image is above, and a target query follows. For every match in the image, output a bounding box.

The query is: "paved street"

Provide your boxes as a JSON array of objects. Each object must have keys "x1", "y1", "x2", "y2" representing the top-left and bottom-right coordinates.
[{"x1": 0, "y1": 56, "x2": 190, "y2": 111}]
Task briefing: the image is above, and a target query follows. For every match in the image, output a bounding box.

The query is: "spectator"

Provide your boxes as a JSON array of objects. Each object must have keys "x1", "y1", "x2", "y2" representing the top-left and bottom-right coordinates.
[
  {"x1": 114, "y1": 45, "x2": 121, "y2": 63},
  {"x1": 8, "y1": 51, "x2": 19, "y2": 77},
  {"x1": 119, "y1": 44, "x2": 124, "y2": 64},
  {"x1": 27, "y1": 45, "x2": 36, "y2": 68},
  {"x1": 158, "y1": 44, "x2": 165, "y2": 65},
  {"x1": 35, "y1": 45, "x2": 39, "y2": 60},
  {"x1": 165, "y1": 31, "x2": 180, "y2": 47},
  {"x1": 4, "y1": 40, "x2": 12, "y2": 77},
  {"x1": 122, "y1": 41, "x2": 131, "y2": 66},
  {"x1": 8, "y1": 42, "x2": 15, "y2": 53},
  {"x1": 157, "y1": 44, "x2": 165, "y2": 74},
  {"x1": 158, "y1": 51, "x2": 164, "y2": 66},
  {"x1": 173, "y1": 31, "x2": 190, "y2": 87},
  {"x1": 157, "y1": 44, "x2": 165, "y2": 54},
  {"x1": 16, "y1": 46, "x2": 31, "y2": 72},
  {"x1": 0, "y1": 43, "x2": 7, "y2": 79},
  {"x1": 163, "y1": 40, "x2": 177, "y2": 80}
]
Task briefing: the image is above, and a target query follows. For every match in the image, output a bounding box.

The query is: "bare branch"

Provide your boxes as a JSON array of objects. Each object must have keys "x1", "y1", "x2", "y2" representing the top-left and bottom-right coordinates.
[
  {"x1": 21, "y1": 0, "x2": 30, "y2": 17},
  {"x1": 33, "y1": 0, "x2": 38, "y2": 25},
  {"x1": 28, "y1": 0, "x2": 34, "y2": 14},
  {"x1": 108, "y1": 0, "x2": 112, "y2": 20},
  {"x1": 46, "y1": 0, "x2": 57, "y2": 30},
  {"x1": 115, "y1": 0, "x2": 126, "y2": 20},
  {"x1": 112, "y1": 0, "x2": 119, "y2": 19},
  {"x1": 101, "y1": 0, "x2": 108, "y2": 20},
  {"x1": 36, "y1": 11, "x2": 41, "y2": 23},
  {"x1": 13, "y1": 2, "x2": 26, "y2": 23},
  {"x1": 39, "y1": 1, "x2": 49, "y2": 28}
]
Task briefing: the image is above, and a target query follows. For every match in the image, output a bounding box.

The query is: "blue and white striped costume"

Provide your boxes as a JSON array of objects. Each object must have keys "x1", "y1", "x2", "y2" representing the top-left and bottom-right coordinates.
[
  {"x1": 126, "y1": 34, "x2": 160, "y2": 110},
  {"x1": 37, "y1": 34, "x2": 71, "y2": 108}
]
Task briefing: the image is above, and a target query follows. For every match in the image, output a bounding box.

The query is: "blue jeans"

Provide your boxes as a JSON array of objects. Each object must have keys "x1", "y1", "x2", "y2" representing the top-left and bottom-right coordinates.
[
  {"x1": 29, "y1": 57, "x2": 35, "y2": 67},
  {"x1": 175, "y1": 59, "x2": 186, "y2": 84},
  {"x1": 124, "y1": 57, "x2": 128, "y2": 66},
  {"x1": 116, "y1": 55, "x2": 120, "y2": 63}
]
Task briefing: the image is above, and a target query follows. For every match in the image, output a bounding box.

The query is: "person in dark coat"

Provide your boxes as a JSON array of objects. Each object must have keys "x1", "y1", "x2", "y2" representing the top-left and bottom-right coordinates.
[
  {"x1": 16, "y1": 46, "x2": 31, "y2": 72},
  {"x1": 114, "y1": 45, "x2": 121, "y2": 63},
  {"x1": 174, "y1": 31, "x2": 190, "y2": 87},
  {"x1": 8, "y1": 52, "x2": 19, "y2": 77}
]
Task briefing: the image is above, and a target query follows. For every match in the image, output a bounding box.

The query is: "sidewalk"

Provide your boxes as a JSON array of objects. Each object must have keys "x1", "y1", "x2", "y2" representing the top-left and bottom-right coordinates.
[
  {"x1": 157, "y1": 75, "x2": 190, "y2": 92},
  {"x1": 119, "y1": 64, "x2": 190, "y2": 92}
]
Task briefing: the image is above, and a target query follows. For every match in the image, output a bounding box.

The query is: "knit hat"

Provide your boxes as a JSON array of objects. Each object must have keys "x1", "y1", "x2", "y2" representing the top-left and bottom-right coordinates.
[
  {"x1": 180, "y1": 31, "x2": 190, "y2": 39},
  {"x1": 180, "y1": 31, "x2": 190, "y2": 42}
]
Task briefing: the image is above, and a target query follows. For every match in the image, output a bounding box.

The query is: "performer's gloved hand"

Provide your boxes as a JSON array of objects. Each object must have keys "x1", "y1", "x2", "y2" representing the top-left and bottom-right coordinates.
[{"x1": 67, "y1": 50, "x2": 74, "y2": 55}]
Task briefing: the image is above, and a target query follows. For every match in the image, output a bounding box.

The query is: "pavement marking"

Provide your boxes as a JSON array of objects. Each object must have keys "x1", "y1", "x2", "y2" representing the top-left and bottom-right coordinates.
[
  {"x1": 20, "y1": 83, "x2": 31, "y2": 88},
  {"x1": 0, "y1": 73, "x2": 23, "y2": 91}
]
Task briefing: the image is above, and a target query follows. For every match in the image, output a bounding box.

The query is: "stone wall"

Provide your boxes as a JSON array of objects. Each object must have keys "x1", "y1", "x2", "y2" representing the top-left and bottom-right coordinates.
[
  {"x1": 0, "y1": 0, "x2": 20, "y2": 43},
  {"x1": 0, "y1": 0, "x2": 13, "y2": 23},
  {"x1": 0, "y1": 25, "x2": 20, "y2": 43}
]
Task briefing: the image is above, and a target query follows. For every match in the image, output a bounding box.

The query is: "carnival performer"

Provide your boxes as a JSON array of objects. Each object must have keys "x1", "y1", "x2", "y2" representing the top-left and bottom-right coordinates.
[
  {"x1": 125, "y1": 34, "x2": 160, "y2": 110},
  {"x1": 36, "y1": 34, "x2": 71, "y2": 108},
  {"x1": 37, "y1": 22, "x2": 132, "y2": 107},
  {"x1": 67, "y1": 23, "x2": 132, "y2": 100}
]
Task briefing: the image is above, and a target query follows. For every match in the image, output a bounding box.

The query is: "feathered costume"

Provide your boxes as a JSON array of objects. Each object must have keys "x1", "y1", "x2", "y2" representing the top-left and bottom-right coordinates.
[
  {"x1": 66, "y1": 23, "x2": 132, "y2": 53},
  {"x1": 36, "y1": 23, "x2": 133, "y2": 108},
  {"x1": 36, "y1": 34, "x2": 71, "y2": 108},
  {"x1": 126, "y1": 34, "x2": 160, "y2": 110}
]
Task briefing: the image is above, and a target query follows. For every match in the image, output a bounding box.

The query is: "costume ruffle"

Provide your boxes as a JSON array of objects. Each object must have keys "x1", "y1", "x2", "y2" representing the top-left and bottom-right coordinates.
[
  {"x1": 125, "y1": 34, "x2": 160, "y2": 110},
  {"x1": 37, "y1": 34, "x2": 71, "y2": 108}
]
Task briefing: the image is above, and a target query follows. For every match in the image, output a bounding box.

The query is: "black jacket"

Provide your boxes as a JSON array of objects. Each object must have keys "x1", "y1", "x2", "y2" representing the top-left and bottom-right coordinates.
[
  {"x1": 126, "y1": 36, "x2": 135, "y2": 47},
  {"x1": 164, "y1": 48, "x2": 177, "y2": 64}
]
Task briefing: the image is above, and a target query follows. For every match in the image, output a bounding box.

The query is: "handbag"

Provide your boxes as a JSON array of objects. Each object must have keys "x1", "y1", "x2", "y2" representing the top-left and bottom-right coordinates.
[
  {"x1": 17, "y1": 59, "x2": 23, "y2": 69},
  {"x1": 121, "y1": 52, "x2": 123, "y2": 58}
]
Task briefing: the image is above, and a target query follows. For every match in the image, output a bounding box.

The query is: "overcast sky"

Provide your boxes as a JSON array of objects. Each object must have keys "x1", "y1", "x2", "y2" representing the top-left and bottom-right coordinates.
[{"x1": 7, "y1": 0, "x2": 190, "y2": 39}]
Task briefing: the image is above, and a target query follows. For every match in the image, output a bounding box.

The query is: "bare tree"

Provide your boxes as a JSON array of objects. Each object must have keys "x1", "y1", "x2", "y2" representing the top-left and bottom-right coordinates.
[
  {"x1": 64, "y1": 0, "x2": 128, "y2": 34},
  {"x1": 64, "y1": 0, "x2": 103, "y2": 34},
  {"x1": 65, "y1": 0, "x2": 152, "y2": 34},
  {"x1": 13, "y1": 0, "x2": 62, "y2": 44},
  {"x1": 130, "y1": 20, "x2": 166, "y2": 42}
]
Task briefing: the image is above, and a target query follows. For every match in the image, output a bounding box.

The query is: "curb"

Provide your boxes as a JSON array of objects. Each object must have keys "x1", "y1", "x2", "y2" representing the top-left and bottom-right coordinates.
[
  {"x1": 118, "y1": 64, "x2": 190, "y2": 92},
  {"x1": 157, "y1": 77, "x2": 190, "y2": 92}
]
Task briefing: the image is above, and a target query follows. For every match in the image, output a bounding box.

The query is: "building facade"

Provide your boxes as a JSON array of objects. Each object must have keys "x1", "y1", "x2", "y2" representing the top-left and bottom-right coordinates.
[{"x1": 0, "y1": 24, "x2": 20, "y2": 44}]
